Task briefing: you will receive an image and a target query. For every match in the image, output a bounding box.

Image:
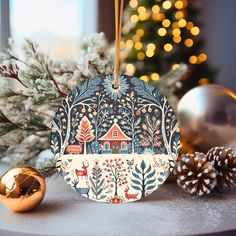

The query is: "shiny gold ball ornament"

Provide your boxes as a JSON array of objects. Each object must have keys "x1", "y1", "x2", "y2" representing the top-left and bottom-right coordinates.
[
  {"x1": 177, "y1": 85, "x2": 236, "y2": 152},
  {"x1": 0, "y1": 166, "x2": 46, "y2": 212}
]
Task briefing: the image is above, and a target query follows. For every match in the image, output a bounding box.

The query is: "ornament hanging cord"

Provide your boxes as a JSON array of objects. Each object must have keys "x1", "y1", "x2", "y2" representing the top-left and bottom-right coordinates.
[{"x1": 113, "y1": 0, "x2": 124, "y2": 89}]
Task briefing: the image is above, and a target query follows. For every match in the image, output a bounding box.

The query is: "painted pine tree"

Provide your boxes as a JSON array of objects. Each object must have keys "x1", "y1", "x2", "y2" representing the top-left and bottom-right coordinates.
[
  {"x1": 76, "y1": 116, "x2": 95, "y2": 154},
  {"x1": 131, "y1": 160, "x2": 156, "y2": 197},
  {"x1": 89, "y1": 161, "x2": 108, "y2": 200}
]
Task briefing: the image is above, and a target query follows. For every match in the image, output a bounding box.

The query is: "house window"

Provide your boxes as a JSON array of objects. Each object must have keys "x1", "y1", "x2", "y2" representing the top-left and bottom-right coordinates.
[
  {"x1": 121, "y1": 142, "x2": 127, "y2": 150},
  {"x1": 112, "y1": 130, "x2": 118, "y2": 137},
  {"x1": 104, "y1": 141, "x2": 110, "y2": 150}
]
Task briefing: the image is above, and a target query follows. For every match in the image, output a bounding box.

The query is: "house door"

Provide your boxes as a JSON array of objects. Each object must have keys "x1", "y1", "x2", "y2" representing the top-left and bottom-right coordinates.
[{"x1": 112, "y1": 142, "x2": 119, "y2": 154}]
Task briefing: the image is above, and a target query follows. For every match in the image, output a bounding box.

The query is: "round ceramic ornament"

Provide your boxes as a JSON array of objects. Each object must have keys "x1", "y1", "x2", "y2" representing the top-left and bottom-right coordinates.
[{"x1": 51, "y1": 74, "x2": 180, "y2": 203}]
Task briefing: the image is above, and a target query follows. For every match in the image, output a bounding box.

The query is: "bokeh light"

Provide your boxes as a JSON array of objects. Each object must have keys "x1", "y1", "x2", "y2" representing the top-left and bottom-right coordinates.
[
  {"x1": 164, "y1": 43, "x2": 173, "y2": 52},
  {"x1": 158, "y1": 28, "x2": 167, "y2": 36}
]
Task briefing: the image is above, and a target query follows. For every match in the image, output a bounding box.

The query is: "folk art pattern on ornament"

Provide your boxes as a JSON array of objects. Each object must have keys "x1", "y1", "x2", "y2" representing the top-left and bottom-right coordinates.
[{"x1": 51, "y1": 75, "x2": 180, "y2": 203}]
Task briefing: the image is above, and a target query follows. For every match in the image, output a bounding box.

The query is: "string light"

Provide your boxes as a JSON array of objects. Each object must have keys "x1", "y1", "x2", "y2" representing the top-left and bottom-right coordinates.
[
  {"x1": 136, "y1": 28, "x2": 144, "y2": 37},
  {"x1": 178, "y1": 19, "x2": 186, "y2": 27},
  {"x1": 139, "y1": 13, "x2": 148, "y2": 21},
  {"x1": 158, "y1": 28, "x2": 167, "y2": 36},
  {"x1": 186, "y1": 21, "x2": 194, "y2": 30},
  {"x1": 173, "y1": 36, "x2": 181, "y2": 43},
  {"x1": 191, "y1": 26, "x2": 200, "y2": 36},
  {"x1": 140, "y1": 75, "x2": 150, "y2": 82},
  {"x1": 175, "y1": 0, "x2": 184, "y2": 9},
  {"x1": 162, "y1": 19, "x2": 171, "y2": 27},
  {"x1": 164, "y1": 43, "x2": 173, "y2": 52},
  {"x1": 134, "y1": 42, "x2": 143, "y2": 50},
  {"x1": 152, "y1": 5, "x2": 160, "y2": 13},
  {"x1": 151, "y1": 73, "x2": 160, "y2": 80},
  {"x1": 129, "y1": 0, "x2": 138, "y2": 8},
  {"x1": 146, "y1": 49, "x2": 155, "y2": 57},
  {"x1": 162, "y1": 1, "x2": 172, "y2": 10},
  {"x1": 172, "y1": 22, "x2": 179, "y2": 29},
  {"x1": 175, "y1": 11, "x2": 184, "y2": 20},
  {"x1": 126, "y1": 39, "x2": 134, "y2": 48},
  {"x1": 198, "y1": 53, "x2": 207, "y2": 62},
  {"x1": 130, "y1": 15, "x2": 139, "y2": 23},
  {"x1": 184, "y1": 38, "x2": 193, "y2": 47},
  {"x1": 138, "y1": 6, "x2": 146, "y2": 14},
  {"x1": 126, "y1": 63, "x2": 136, "y2": 74},
  {"x1": 181, "y1": 0, "x2": 188, "y2": 8},
  {"x1": 189, "y1": 55, "x2": 197, "y2": 64},
  {"x1": 153, "y1": 13, "x2": 165, "y2": 21},
  {"x1": 172, "y1": 28, "x2": 181, "y2": 36},
  {"x1": 137, "y1": 52, "x2": 145, "y2": 60},
  {"x1": 147, "y1": 43, "x2": 156, "y2": 50},
  {"x1": 126, "y1": 0, "x2": 205, "y2": 80}
]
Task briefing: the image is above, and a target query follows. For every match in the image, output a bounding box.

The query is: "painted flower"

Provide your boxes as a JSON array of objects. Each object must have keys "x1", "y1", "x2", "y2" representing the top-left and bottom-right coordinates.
[{"x1": 102, "y1": 75, "x2": 129, "y2": 101}]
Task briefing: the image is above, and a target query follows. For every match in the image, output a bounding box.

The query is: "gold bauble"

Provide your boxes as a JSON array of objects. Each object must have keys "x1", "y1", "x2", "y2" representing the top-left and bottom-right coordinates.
[{"x1": 0, "y1": 165, "x2": 46, "y2": 212}]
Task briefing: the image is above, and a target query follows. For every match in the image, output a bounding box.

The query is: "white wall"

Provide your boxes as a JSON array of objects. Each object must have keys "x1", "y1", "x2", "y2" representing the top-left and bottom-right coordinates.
[{"x1": 200, "y1": 0, "x2": 236, "y2": 91}]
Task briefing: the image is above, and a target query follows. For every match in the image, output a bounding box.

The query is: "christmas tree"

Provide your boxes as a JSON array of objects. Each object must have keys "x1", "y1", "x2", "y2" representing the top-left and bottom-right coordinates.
[{"x1": 121, "y1": 0, "x2": 215, "y2": 95}]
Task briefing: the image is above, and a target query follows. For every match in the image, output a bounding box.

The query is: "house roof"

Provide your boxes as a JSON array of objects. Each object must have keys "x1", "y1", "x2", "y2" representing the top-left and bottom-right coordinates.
[{"x1": 99, "y1": 122, "x2": 132, "y2": 141}]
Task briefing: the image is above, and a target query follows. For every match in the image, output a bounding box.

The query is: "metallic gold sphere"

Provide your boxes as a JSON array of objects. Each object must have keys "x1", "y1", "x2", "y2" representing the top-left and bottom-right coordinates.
[
  {"x1": 177, "y1": 85, "x2": 236, "y2": 152},
  {"x1": 0, "y1": 166, "x2": 46, "y2": 212}
]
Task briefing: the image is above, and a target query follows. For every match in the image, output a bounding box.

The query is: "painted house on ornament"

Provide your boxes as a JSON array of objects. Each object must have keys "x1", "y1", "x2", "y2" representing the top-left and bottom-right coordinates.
[{"x1": 99, "y1": 121, "x2": 131, "y2": 154}]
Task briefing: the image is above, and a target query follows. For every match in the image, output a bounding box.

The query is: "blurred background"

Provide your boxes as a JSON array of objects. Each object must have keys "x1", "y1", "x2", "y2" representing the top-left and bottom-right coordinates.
[{"x1": 0, "y1": 0, "x2": 235, "y2": 91}]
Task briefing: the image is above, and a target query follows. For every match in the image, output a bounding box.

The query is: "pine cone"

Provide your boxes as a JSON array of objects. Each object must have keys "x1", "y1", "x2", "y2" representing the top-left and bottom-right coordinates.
[
  {"x1": 206, "y1": 146, "x2": 236, "y2": 189},
  {"x1": 176, "y1": 152, "x2": 217, "y2": 196}
]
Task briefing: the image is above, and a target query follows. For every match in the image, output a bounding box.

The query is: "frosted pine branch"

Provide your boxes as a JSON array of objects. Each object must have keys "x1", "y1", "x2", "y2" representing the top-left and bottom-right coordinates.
[{"x1": 0, "y1": 33, "x2": 113, "y2": 167}]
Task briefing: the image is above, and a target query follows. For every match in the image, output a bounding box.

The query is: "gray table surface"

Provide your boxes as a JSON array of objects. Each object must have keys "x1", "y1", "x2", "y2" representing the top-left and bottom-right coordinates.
[{"x1": 0, "y1": 162, "x2": 236, "y2": 236}]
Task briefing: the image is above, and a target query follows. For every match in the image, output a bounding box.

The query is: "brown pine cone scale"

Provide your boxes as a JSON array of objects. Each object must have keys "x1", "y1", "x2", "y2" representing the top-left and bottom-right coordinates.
[
  {"x1": 207, "y1": 146, "x2": 236, "y2": 189},
  {"x1": 176, "y1": 152, "x2": 217, "y2": 196}
]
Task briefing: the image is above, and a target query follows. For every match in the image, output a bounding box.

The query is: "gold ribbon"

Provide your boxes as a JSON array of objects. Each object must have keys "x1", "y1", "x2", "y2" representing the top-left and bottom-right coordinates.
[{"x1": 113, "y1": 0, "x2": 124, "y2": 88}]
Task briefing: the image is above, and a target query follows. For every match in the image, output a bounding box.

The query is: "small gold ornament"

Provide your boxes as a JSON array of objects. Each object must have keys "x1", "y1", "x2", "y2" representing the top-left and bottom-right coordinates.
[{"x1": 0, "y1": 165, "x2": 46, "y2": 212}]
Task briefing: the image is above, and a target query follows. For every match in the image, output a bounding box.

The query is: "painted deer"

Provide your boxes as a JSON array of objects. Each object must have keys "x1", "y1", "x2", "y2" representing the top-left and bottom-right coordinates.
[
  {"x1": 75, "y1": 161, "x2": 89, "y2": 178},
  {"x1": 76, "y1": 186, "x2": 90, "y2": 197},
  {"x1": 124, "y1": 186, "x2": 139, "y2": 200},
  {"x1": 66, "y1": 143, "x2": 83, "y2": 154},
  {"x1": 72, "y1": 180, "x2": 90, "y2": 197}
]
